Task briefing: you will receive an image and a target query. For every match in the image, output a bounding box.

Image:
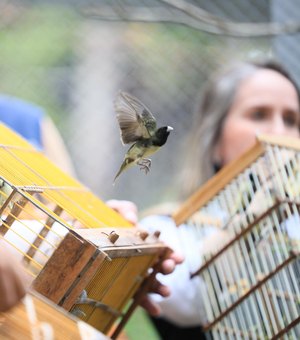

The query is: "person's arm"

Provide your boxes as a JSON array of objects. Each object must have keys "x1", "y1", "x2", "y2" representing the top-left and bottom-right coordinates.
[{"x1": 0, "y1": 244, "x2": 29, "y2": 312}]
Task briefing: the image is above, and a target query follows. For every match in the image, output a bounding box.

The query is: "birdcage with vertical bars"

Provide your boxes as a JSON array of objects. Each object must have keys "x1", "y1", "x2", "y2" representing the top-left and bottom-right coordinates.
[
  {"x1": 173, "y1": 134, "x2": 300, "y2": 340},
  {"x1": 0, "y1": 123, "x2": 168, "y2": 339}
]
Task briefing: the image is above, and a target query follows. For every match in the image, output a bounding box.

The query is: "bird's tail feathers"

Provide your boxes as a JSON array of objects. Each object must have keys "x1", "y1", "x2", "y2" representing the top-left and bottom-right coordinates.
[
  {"x1": 113, "y1": 159, "x2": 132, "y2": 185},
  {"x1": 113, "y1": 168, "x2": 122, "y2": 185}
]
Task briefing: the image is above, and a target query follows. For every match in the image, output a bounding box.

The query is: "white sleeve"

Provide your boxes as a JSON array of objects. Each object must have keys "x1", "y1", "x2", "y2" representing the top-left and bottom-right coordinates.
[{"x1": 139, "y1": 215, "x2": 208, "y2": 326}]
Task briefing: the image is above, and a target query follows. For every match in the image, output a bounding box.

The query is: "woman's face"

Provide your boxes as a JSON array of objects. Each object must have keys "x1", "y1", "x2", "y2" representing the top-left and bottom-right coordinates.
[{"x1": 215, "y1": 69, "x2": 300, "y2": 166}]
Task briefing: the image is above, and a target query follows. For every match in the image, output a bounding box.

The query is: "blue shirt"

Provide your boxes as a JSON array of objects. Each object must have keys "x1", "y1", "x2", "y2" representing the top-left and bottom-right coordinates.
[{"x1": 0, "y1": 95, "x2": 44, "y2": 150}]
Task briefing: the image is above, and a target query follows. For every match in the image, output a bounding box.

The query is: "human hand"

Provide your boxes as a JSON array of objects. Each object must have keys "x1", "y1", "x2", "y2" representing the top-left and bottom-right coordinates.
[
  {"x1": 106, "y1": 199, "x2": 138, "y2": 225},
  {"x1": 139, "y1": 250, "x2": 184, "y2": 316},
  {"x1": 0, "y1": 245, "x2": 29, "y2": 312}
]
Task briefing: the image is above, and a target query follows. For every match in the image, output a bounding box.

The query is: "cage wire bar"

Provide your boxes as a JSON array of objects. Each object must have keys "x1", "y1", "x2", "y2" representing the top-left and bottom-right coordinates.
[
  {"x1": 0, "y1": 123, "x2": 168, "y2": 338},
  {"x1": 173, "y1": 134, "x2": 300, "y2": 340}
]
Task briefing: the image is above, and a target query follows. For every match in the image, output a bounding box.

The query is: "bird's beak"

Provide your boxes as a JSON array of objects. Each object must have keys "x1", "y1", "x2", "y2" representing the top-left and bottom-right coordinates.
[{"x1": 167, "y1": 126, "x2": 174, "y2": 132}]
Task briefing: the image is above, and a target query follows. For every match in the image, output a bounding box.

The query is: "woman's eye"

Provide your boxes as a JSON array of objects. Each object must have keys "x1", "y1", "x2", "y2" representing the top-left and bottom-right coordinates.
[
  {"x1": 250, "y1": 110, "x2": 266, "y2": 120},
  {"x1": 284, "y1": 113, "x2": 298, "y2": 127}
]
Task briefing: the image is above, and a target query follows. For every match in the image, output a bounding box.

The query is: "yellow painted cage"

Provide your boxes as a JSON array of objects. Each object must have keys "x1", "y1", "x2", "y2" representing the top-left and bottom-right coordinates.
[
  {"x1": 0, "y1": 123, "x2": 169, "y2": 338},
  {"x1": 173, "y1": 135, "x2": 300, "y2": 340}
]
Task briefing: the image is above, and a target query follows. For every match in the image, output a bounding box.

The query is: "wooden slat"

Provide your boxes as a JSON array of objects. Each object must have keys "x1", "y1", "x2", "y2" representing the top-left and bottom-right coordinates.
[
  {"x1": 0, "y1": 291, "x2": 108, "y2": 340},
  {"x1": 0, "y1": 190, "x2": 30, "y2": 235},
  {"x1": 24, "y1": 205, "x2": 63, "y2": 263},
  {"x1": 173, "y1": 140, "x2": 265, "y2": 225},
  {"x1": 32, "y1": 231, "x2": 97, "y2": 304},
  {"x1": 256, "y1": 133, "x2": 300, "y2": 151},
  {"x1": 61, "y1": 250, "x2": 107, "y2": 310}
]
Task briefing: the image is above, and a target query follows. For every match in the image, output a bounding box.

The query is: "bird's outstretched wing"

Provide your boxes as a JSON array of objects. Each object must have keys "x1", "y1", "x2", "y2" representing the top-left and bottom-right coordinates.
[{"x1": 114, "y1": 91, "x2": 157, "y2": 144}]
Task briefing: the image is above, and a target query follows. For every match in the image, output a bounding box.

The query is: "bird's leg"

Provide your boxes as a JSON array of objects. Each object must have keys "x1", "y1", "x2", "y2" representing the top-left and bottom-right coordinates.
[{"x1": 137, "y1": 158, "x2": 151, "y2": 174}]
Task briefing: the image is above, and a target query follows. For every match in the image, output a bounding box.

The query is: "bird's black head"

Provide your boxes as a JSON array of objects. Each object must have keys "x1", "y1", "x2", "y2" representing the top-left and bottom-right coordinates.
[{"x1": 153, "y1": 126, "x2": 173, "y2": 146}]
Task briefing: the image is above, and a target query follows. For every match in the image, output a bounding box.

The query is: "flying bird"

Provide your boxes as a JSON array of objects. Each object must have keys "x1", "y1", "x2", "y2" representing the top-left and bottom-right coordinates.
[{"x1": 113, "y1": 91, "x2": 173, "y2": 183}]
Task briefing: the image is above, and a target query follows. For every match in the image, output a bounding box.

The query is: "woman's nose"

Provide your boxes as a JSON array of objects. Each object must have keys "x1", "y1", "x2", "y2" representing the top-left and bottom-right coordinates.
[{"x1": 266, "y1": 115, "x2": 288, "y2": 135}]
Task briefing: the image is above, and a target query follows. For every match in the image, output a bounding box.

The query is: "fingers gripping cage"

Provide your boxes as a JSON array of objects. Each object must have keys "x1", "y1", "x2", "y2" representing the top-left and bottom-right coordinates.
[
  {"x1": 173, "y1": 135, "x2": 300, "y2": 339},
  {"x1": 0, "y1": 123, "x2": 167, "y2": 337}
]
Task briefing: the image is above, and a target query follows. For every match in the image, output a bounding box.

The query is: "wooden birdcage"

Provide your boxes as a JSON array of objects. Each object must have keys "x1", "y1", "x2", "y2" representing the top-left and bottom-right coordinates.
[
  {"x1": 0, "y1": 123, "x2": 168, "y2": 338},
  {"x1": 0, "y1": 291, "x2": 109, "y2": 340},
  {"x1": 173, "y1": 135, "x2": 300, "y2": 340}
]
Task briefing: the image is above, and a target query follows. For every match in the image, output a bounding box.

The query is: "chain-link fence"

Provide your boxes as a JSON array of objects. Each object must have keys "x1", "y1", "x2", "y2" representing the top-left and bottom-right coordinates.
[{"x1": 1, "y1": 0, "x2": 300, "y2": 211}]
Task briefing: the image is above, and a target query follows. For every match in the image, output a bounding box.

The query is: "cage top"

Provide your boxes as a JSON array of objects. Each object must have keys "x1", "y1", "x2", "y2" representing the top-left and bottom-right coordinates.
[
  {"x1": 0, "y1": 123, "x2": 132, "y2": 229},
  {"x1": 173, "y1": 134, "x2": 300, "y2": 226}
]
